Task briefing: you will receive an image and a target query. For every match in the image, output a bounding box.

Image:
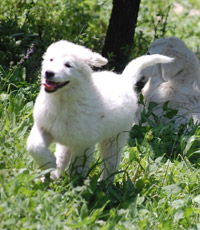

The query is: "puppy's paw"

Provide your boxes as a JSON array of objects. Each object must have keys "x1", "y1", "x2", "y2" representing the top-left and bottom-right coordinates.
[{"x1": 50, "y1": 169, "x2": 62, "y2": 180}]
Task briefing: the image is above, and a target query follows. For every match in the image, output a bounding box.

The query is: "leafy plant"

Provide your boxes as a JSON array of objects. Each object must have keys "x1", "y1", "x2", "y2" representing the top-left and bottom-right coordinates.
[{"x1": 0, "y1": 0, "x2": 111, "y2": 81}]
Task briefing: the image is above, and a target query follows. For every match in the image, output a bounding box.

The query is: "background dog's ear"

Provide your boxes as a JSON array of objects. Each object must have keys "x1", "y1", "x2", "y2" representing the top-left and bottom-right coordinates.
[
  {"x1": 160, "y1": 51, "x2": 185, "y2": 81},
  {"x1": 85, "y1": 52, "x2": 108, "y2": 67},
  {"x1": 150, "y1": 37, "x2": 199, "y2": 83}
]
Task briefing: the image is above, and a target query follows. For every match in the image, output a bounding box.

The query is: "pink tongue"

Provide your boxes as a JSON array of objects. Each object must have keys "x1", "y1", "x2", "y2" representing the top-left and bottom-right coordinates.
[{"x1": 42, "y1": 81, "x2": 58, "y2": 90}]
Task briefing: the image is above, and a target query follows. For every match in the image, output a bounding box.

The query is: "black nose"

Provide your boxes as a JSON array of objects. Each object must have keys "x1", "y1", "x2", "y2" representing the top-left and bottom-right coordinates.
[{"x1": 45, "y1": 71, "x2": 55, "y2": 79}]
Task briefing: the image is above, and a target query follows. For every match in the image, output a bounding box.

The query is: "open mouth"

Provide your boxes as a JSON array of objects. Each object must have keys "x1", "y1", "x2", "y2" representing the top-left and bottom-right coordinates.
[{"x1": 42, "y1": 79, "x2": 70, "y2": 93}]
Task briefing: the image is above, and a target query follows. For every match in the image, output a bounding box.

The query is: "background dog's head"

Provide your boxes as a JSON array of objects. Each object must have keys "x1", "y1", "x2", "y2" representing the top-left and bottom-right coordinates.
[
  {"x1": 41, "y1": 40, "x2": 108, "y2": 93},
  {"x1": 140, "y1": 37, "x2": 200, "y2": 86}
]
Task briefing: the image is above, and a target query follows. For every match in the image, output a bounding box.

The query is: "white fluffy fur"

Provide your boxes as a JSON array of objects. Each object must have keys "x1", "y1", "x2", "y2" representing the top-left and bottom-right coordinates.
[
  {"x1": 27, "y1": 40, "x2": 172, "y2": 181},
  {"x1": 138, "y1": 37, "x2": 200, "y2": 128}
]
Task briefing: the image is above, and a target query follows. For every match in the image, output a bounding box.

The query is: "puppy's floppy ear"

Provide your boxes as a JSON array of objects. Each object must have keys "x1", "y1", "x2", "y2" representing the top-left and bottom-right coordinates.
[{"x1": 85, "y1": 52, "x2": 108, "y2": 67}]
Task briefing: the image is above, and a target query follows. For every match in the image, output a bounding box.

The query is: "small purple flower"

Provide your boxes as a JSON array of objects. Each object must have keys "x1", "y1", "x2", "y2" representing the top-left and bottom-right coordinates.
[{"x1": 19, "y1": 44, "x2": 34, "y2": 65}]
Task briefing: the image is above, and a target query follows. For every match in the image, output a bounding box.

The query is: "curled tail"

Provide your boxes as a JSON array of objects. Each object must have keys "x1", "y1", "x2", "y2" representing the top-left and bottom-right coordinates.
[{"x1": 122, "y1": 54, "x2": 174, "y2": 85}]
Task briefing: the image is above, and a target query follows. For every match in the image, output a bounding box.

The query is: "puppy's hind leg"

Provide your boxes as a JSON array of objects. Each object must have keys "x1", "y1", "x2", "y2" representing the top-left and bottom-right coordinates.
[
  {"x1": 50, "y1": 144, "x2": 71, "y2": 180},
  {"x1": 68, "y1": 147, "x2": 95, "y2": 178},
  {"x1": 99, "y1": 133, "x2": 129, "y2": 182}
]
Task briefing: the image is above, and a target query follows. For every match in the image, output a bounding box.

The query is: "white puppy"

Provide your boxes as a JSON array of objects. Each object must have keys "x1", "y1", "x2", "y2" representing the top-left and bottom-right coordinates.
[
  {"x1": 138, "y1": 37, "x2": 200, "y2": 128},
  {"x1": 27, "y1": 40, "x2": 172, "y2": 181}
]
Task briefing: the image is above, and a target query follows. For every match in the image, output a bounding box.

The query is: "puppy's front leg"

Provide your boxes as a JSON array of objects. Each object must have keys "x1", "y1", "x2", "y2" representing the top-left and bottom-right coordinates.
[
  {"x1": 50, "y1": 144, "x2": 71, "y2": 180},
  {"x1": 27, "y1": 124, "x2": 56, "y2": 169}
]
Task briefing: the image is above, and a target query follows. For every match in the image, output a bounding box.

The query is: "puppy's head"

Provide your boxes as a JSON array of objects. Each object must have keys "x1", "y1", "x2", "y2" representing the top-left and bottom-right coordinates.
[
  {"x1": 144, "y1": 37, "x2": 199, "y2": 82},
  {"x1": 41, "y1": 40, "x2": 107, "y2": 93}
]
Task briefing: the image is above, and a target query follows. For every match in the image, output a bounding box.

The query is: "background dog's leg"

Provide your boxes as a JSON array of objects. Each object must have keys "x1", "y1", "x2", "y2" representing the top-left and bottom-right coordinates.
[
  {"x1": 68, "y1": 147, "x2": 95, "y2": 178},
  {"x1": 50, "y1": 144, "x2": 71, "y2": 180},
  {"x1": 99, "y1": 133, "x2": 129, "y2": 182},
  {"x1": 27, "y1": 125, "x2": 56, "y2": 169}
]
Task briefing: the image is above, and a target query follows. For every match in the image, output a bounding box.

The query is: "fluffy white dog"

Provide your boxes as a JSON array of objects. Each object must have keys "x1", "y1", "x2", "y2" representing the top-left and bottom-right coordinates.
[
  {"x1": 138, "y1": 37, "x2": 200, "y2": 128},
  {"x1": 27, "y1": 40, "x2": 172, "y2": 181}
]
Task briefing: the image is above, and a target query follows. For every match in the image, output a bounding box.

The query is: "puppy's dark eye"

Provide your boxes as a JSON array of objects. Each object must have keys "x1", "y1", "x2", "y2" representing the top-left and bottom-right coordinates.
[
  {"x1": 50, "y1": 58, "x2": 53, "y2": 62},
  {"x1": 65, "y1": 62, "x2": 72, "y2": 68},
  {"x1": 146, "y1": 51, "x2": 151, "y2": 55}
]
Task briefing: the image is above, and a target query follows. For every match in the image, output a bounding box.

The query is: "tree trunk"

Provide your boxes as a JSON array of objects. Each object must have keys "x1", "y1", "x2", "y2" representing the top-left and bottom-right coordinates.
[{"x1": 102, "y1": 0, "x2": 141, "y2": 72}]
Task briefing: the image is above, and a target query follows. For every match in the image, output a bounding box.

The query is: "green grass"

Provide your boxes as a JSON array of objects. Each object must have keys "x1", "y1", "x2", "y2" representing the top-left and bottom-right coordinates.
[
  {"x1": 1, "y1": 0, "x2": 200, "y2": 229},
  {"x1": 1, "y1": 68, "x2": 200, "y2": 230}
]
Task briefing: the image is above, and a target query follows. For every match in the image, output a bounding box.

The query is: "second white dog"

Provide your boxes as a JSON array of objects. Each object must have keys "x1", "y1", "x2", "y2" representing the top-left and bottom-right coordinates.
[
  {"x1": 27, "y1": 40, "x2": 172, "y2": 181},
  {"x1": 138, "y1": 37, "x2": 200, "y2": 128}
]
